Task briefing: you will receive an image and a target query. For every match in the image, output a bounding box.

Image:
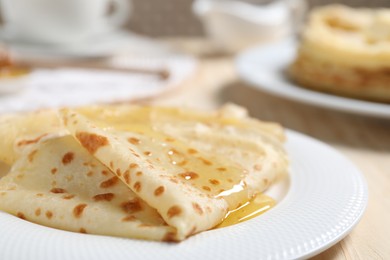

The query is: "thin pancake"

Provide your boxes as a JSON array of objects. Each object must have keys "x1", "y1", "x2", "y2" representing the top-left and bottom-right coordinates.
[
  {"x1": 0, "y1": 104, "x2": 287, "y2": 241},
  {"x1": 0, "y1": 135, "x2": 175, "y2": 241}
]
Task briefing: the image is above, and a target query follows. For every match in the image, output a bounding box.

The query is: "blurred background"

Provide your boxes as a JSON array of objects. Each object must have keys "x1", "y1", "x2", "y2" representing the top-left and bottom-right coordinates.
[
  {"x1": 0, "y1": 0, "x2": 389, "y2": 111},
  {"x1": 127, "y1": 0, "x2": 390, "y2": 37},
  {"x1": 1, "y1": 0, "x2": 386, "y2": 36},
  {"x1": 0, "y1": 0, "x2": 389, "y2": 110}
]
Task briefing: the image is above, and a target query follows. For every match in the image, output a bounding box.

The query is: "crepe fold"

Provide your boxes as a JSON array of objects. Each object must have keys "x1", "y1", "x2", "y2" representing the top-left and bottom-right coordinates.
[{"x1": 0, "y1": 104, "x2": 288, "y2": 241}]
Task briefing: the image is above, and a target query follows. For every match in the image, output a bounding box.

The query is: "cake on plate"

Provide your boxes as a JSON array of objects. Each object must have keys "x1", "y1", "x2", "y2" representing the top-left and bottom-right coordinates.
[{"x1": 289, "y1": 4, "x2": 390, "y2": 103}]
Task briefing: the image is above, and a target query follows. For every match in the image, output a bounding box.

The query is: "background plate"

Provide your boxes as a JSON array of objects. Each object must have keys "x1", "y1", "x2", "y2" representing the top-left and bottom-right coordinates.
[
  {"x1": 0, "y1": 130, "x2": 368, "y2": 260},
  {"x1": 236, "y1": 39, "x2": 390, "y2": 119}
]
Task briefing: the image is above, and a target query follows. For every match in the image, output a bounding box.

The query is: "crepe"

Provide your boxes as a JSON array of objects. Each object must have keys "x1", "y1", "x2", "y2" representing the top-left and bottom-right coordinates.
[
  {"x1": 0, "y1": 109, "x2": 60, "y2": 165},
  {"x1": 0, "y1": 104, "x2": 287, "y2": 241},
  {"x1": 0, "y1": 135, "x2": 175, "y2": 240}
]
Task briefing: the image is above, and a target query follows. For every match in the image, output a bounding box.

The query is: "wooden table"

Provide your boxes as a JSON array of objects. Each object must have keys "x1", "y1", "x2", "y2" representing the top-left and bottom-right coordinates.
[{"x1": 149, "y1": 41, "x2": 390, "y2": 259}]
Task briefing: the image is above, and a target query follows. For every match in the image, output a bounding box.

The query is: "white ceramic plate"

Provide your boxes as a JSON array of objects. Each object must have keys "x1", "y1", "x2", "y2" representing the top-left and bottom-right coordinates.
[
  {"x1": 0, "y1": 55, "x2": 197, "y2": 114},
  {"x1": 0, "y1": 130, "x2": 368, "y2": 260},
  {"x1": 236, "y1": 39, "x2": 390, "y2": 119},
  {"x1": 0, "y1": 29, "x2": 169, "y2": 58}
]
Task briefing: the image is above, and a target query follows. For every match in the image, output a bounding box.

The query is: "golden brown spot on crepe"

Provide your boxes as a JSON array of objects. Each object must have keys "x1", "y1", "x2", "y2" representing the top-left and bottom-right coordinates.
[
  {"x1": 28, "y1": 150, "x2": 38, "y2": 162},
  {"x1": 192, "y1": 202, "x2": 204, "y2": 215},
  {"x1": 51, "y1": 168, "x2": 57, "y2": 175},
  {"x1": 165, "y1": 137, "x2": 175, "y2": 142},
  {"x1": 163, "y1": 232, "x2": 177, "y2": 242},
  {"x1": 143, "y1": 151, "x2": 152, "y2": 156},
  {"x1": 76, "y1": 132, "x2": 109, "y2": 154},
  {"x1": 167, "y1": 206, "x2": 182, "y2": 218},
  {"x1": 72, "y1": 120, "x2": 78, "y2": 125},
  {"x1": 136, "y1": 171, "x2": 143, "y2": 176},
  {"x1": 132, "y1": 153, "x2": 141, "y2": 158},
  {"x1": 17, "y1": 134, "x2": 47, "y2": 147},
  {"x1": 187, "y1": 148, "x2": 198, "y2": 154},
  {"x1": 62, "y1": 194, "x2": 75, "y2": 200},
  {"x1": 177, "y1": 160, "x2": 188, "y2": 166},
  {"x1": 263, "y1": 179, "x2": 269, "y2": 186},
  {"x1": 124, "y1": 171, "x2": 131, "y2": 184},
  {"x1": 209, "y1": 179, "x2": 220, "y2": 185},
  {"x1": 227, "y1": 178, "x2": 233, "y2": 183},
  {"x1": 129, "y1": 163, "x2": 138, "y2": 169},
  {"x1": 217, "y1": 167, "x2": 227, "y2": 172},
  {"x1": 36, "y1": 193, "x2": 44, "y2": 197},
  {"x1": 167, "y1": 148, "x2": 180, "y2": 155},
  {"x1": 51, "y1": 181, "x2": 57, "y2": 187},
  {"x1": 139, "y1": 224, "x2": 152, "y2": 228},
  {"x1": 109, "y1": 161, "x2": 114, "y2": 168},
  {"x1": 83, "y1": 161, "x2": 97, "y2": 168},
  {"x1": 87, "y1": 171, "x2": 94, "y2": 177},
  {"x1": 93, "y1": 193, "x2": 115, "y2": 202},
  {"x1": 17, "y1": 212, "x2": 26, "y2": 220},
  {"x1": 199, "y1": 157, "x2": 212, "y2": 166},
  {"x1": 128, "y1": 137, "x2": 140, "y2": 145},
  {"x1": 122, "y1": 215, "x2": 137, "y2": 222},
  {"x1": 116, "y1": 168, "x2": 122, "y2": 176},
  {"x1": 178, "y1": 171, "x2": 199, "y2": 180},
  {"x1": 121, "y1": 199, "x2": 143, "y2": 214},
  {"x1": 202, "y1": 186, "x2": 211, "y2": 191},
  {"x1": 79, "y1": 228, "x2": 87, "y2": 234},
  {"x1": 101, "y1": 170, "x2": 109, "y2": 176},
  {"x1": 50, "y1": 188, "x2": 67, "y2": 194},
  {"x1": 254, "y1": 164, "x2": 262, "y2": 171},
  {"x1": 0, "y1": 192, "x2": 6, "y2": 196},
  {"x1": 16, "y1": 174, "x2": 24, "y2": 179},
  {"x1": 46, "y1": 211, "x2": 53, "y2": 219},
  {"x1": 35, "y1": 208, "x2": 41, "y2": 216},
  {"x1": 73, "y1": 204, "x2": 87, "y2": 218},
  {"x1": 133, "y1": 182, "x2": 142, "y2": 192},
  {"x1": 154, "y1": 186, "x2": 165, "y2": 196},
  {"x1": 62, "y1": 152, "x2": 74, "y2": 165},
  {"x1": 100, "y1": 176, "x2": 119, "y2": 188}
]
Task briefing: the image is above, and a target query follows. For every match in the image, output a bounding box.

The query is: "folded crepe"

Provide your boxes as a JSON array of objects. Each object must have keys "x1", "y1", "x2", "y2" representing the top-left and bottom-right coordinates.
[{"x1": 0, "y1": 104, "x2": 287, "y2": 241}]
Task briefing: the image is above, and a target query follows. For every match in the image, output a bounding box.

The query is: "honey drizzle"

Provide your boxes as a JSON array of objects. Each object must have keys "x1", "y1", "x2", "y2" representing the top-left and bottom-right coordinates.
[
  {"x1": 85, "y1": 111, "x2": 273, "y2": 223},
  {"x1": 216, "y1": 193, "x2": 275, "y2": 228},
  {"x1": 118, "y1": 124, "x2": 247, "y2": 209}
]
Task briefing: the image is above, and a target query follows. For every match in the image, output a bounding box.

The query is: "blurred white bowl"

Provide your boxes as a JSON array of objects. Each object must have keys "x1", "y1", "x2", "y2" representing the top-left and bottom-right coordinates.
[{"x1": 193, "y1": 0, "x2": 293, "y2": 52}]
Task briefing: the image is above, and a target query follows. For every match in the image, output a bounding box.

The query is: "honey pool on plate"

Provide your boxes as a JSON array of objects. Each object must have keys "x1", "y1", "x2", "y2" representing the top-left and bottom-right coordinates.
[{"x1": 216, "y1": 193, "x2": 275, "y2": 228}]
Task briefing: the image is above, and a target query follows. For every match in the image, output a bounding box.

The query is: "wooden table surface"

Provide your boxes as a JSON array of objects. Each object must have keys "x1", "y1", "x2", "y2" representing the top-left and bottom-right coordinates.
[{"x1": 149, "y1": 41, "x2": 390, "y2": 259}]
